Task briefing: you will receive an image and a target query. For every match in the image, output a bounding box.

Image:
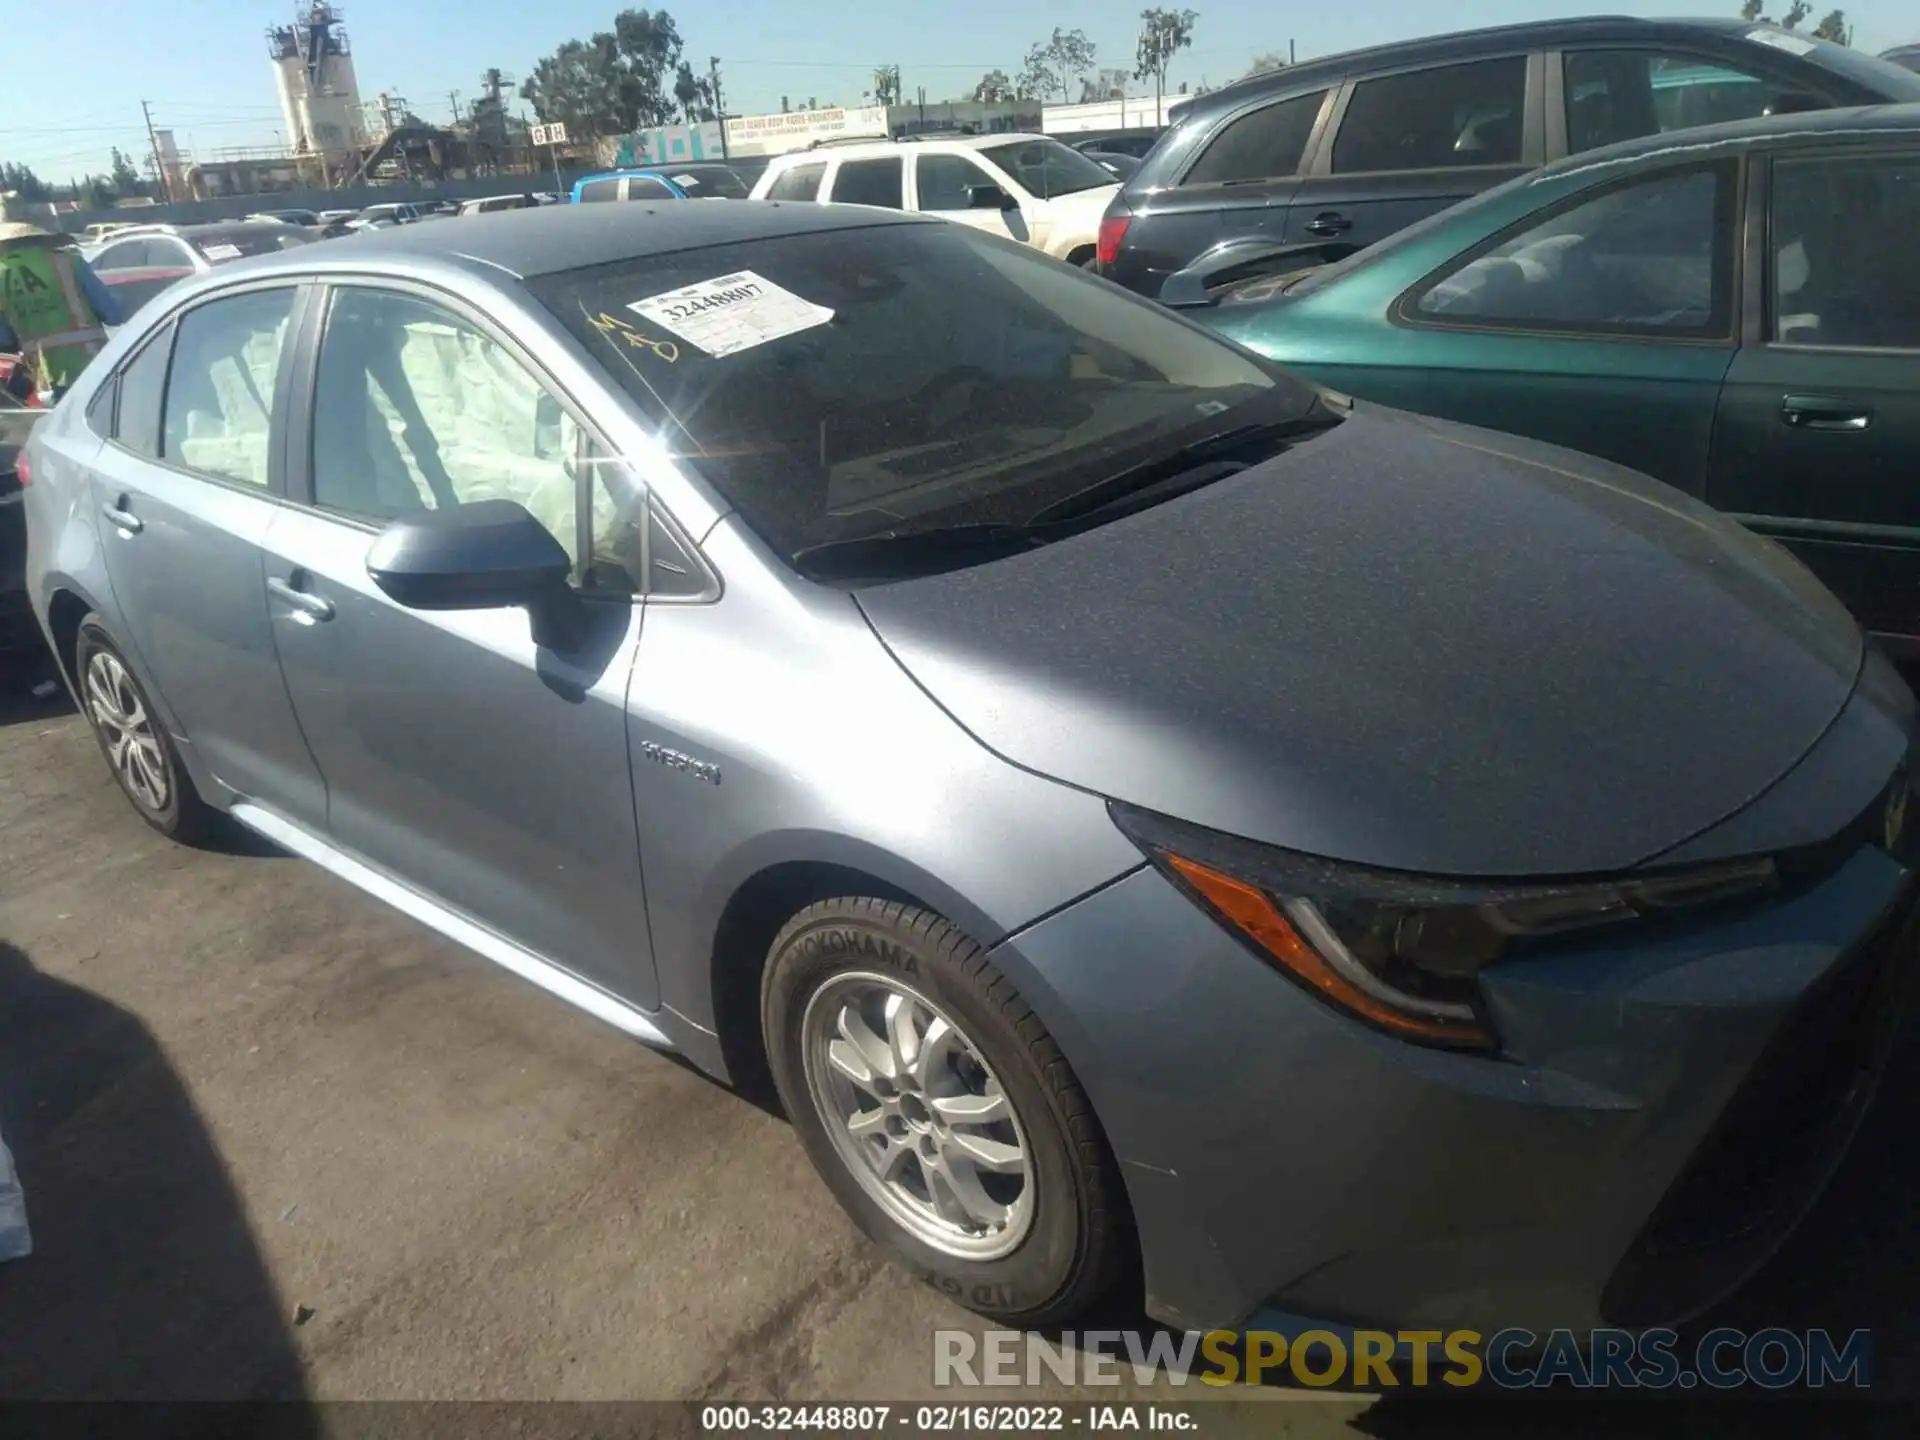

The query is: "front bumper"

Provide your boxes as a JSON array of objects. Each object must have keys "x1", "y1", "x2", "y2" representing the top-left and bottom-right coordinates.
[{"x1": 997, "y1": 846, "x2": 1915, "y2": 1335}]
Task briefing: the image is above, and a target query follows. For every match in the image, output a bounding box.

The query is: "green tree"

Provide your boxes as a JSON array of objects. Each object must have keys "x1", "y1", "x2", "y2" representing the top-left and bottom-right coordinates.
[
  {"x1": 871, "y1": 64, "x2": 902, "y2": 107},
  {"x1": 1020, "y1": 27, "x2": 1098, "y2": 104},
  {"x1": 1242, "y1": 51, "x2": 1288, "y2": 79},
  {"x1": 0, "y1": 161, "x2": 50, "y2": 202},
  {"x1": 1740, "y1": 0, "x2": 1813, "y2": 25},
  {"x1": 520, "y1": 8, "x2": 688, "y2": 136},
  {"x1": 107, "y1": 146, "x2": 145, "y2": 199},
  {"x1": 1135, "y1": 8, "x2": 1198, "y2": 112},
  {"x1": 674, "y1": 60, "x2": 716, "y2": 122},
  {"x1": 972, "y1": 69, "x2": 1016, "y2": 104},
  {"x1": 1812, "y1": 9, "x2": 1851, "y2": 41}
]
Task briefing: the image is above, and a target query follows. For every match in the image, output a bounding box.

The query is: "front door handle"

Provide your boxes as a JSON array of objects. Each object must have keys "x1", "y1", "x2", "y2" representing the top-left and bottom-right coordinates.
[
  {"x1": 1304, "y1": 212, "x2": 1352, "y2": 237},
  {"x1": 1781, "y1": 395, "x2": 1872, "y2": 431},
  {"x1": 100, "y1": 499, "x2": 143, "y2": 534},
  {"x1": 267, "y1": 575, "x2": 335, "y2": 622}
]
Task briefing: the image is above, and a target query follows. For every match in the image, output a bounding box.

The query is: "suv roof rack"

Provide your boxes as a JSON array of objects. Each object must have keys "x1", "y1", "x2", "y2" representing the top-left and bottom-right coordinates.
[{"x1": 805, "y1": 134, "x2": 897, "y2": 149}]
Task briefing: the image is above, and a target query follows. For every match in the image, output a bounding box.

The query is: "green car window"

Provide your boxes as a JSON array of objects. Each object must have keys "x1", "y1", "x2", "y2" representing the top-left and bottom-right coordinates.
[
  {"x1": 1412, "y1": 164, "x2": 1734, "y2": 336},
  {"x1": 1564, "y1": 51, "x2": 1813, "y2": 155},
  {"x1": 1771, "y1": 152, "x2": 1920, "y2": 349}
]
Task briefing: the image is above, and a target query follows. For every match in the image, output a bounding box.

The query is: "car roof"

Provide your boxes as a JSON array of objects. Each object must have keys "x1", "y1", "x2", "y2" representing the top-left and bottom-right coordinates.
[
  {"x1": 1537, "y1": 99, "x2": 1920, "y2": 175},
  {"x1": 769, "y1": 133, "x2": 1055, "y2": 167},
  {"x1": 223, "y1": 196, "x2": 928, "y2": 281},
  {"x1": 1185, "y1": 15, "x2": 1842, "y2": 115}
]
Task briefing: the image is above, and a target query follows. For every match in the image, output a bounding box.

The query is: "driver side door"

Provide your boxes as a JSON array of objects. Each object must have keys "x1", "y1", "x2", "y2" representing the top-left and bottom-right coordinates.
[
  {"x1": 911, "y1": 152, "x2": 1021, "y2": 241},
  {"x1": 260, "y1": 280, "x2": 661, "y2": 1007}
]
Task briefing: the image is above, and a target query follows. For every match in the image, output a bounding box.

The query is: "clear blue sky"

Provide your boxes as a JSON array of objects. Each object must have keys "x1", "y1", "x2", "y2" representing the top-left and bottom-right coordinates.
[{"x1": 5, "y1": 0, "x2": 1916, "y2": 180}]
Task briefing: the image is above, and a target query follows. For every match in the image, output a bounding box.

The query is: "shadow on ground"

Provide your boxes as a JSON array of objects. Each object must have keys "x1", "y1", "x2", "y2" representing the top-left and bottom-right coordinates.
[{"x1": 0, "y1": 940, "x2": 312, "y2": 1408}]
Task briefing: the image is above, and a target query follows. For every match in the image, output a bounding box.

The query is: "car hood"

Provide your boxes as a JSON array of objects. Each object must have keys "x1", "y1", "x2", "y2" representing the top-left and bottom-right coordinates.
[{"x1": 856, "y1": 404, "x2": 1866, "y2": 877}]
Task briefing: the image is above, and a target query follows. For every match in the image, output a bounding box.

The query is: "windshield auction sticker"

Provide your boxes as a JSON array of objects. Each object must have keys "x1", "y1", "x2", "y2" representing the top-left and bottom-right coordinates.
[{"x1": 628, "y1": 271, "x2": 833, "y2": 358}]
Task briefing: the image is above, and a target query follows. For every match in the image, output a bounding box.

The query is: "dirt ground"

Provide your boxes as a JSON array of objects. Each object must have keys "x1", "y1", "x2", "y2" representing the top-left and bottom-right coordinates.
[{"x1": 1, "y1": 644, "x2": 1916, "y2": 1434}]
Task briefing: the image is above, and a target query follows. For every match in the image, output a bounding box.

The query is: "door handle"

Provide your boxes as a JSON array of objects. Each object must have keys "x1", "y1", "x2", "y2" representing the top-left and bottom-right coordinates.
[
  {"x1": 1781, "y1": 395, "x2": 1872, "y2": 431},
  {"x1": 267, "y1": 575, "x2": 335, "y2": 622},
  {"x1": 1304, "y1": 212, "x2": 1352, "y2": 236},
  {"x1": 100, "y1": 498, "x2": 143, "y2": 534}
]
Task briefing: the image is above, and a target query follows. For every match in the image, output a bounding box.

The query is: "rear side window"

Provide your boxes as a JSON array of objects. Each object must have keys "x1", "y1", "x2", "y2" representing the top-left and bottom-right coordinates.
[
  {"x1": 831, "y1": 158, "x2": 904, "y2": 209},
  {"x1": 578, "y1": 179, "x2": 621, "y2": 203},
  {"x1": 1333, "y1": 57, "x2": 1527, "y2": 173},
  {"x1": 625, "y1": 176, "x2": 677, "y2": 201},
  {"x1": 113, "y1": 321, "x2": 174, "y2": 458},
  {"x1": 1771, "y1": 151, "x2": 1920, "y2": 348},
  {"x1": 162, "y1": 288, "x2": 298, "y2": 487},
  {"x1": 1183, "y1": 91, "x2": 1328, "y2": 186},
  {"x1": 766, "y1": 163, "x2": 826, "y2": 202},
  {"x1": 1565, "y1": 51, "x2": 1808, "y2": 154},
  {"x1": 1411, "y1": 164, "x2": 1733, "y2": 336}
]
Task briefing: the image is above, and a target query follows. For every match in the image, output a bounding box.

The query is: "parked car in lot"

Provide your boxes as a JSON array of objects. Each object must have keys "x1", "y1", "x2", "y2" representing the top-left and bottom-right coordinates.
[
  {"x1": 1885, "y1": 44, "x2": 1920, "y2": 73},
  {"x1": 247, "y1": 208, "x2": 323, "y2": 227},
  {"x1": 571, "y1": 164, "x2": 749, "y2": 203},
  {"x1": 1068, "y1": 130, "x2": 1161, "y2": 161},
  {"x1": 459, "y1": 193, "x2": 540, "y2": 216},
  {"x1": 752, "y1": 134, "x2": 1120, "y2": 266},
  {"x1": 1098, "y1": 16, "x2": 1920, "y2": 297},
  {"x1": 21, "y1": 202, "x2": 1919, "y2": 1336},
  {"x1": 85, "y1": 221, "x2": 319, "y2": 317},
  {"x1": 348, "y1": 203, "x2": 423, "y2": 230},
  {"x1": 1172, "y1": 103, "x2": 1920, "y2": 653}
]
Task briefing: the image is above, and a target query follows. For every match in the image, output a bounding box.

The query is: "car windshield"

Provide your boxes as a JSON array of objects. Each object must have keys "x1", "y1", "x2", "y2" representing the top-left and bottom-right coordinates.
[
  {"x1": 527, "y1": 221, "x2": 1301, "y2": 564},
  {"x1": 977, "y1": 137, "x2": 1118, "y2": 198},
  {"x1": 191, "y1": 228, "x2": 318, "y2": 261}
]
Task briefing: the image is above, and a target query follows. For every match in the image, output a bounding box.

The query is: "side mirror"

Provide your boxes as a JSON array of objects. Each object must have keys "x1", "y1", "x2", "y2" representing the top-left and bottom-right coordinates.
[
  {"x1": 366, "y1": 500, "x2": 583, "y2": 649},
  {"x1": 967, "y1": 183, "x2": 1017, "y2": 212}
]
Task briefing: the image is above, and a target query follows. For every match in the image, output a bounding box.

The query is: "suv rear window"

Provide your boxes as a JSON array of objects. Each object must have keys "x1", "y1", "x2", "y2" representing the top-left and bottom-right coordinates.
[
  {"x1": 1332, "y1": 56, "x2": 1527, "y2": 173},
  {"x1": 527, "y1": 224, "x2": 1290, "y2": 566},
  {"x1": 1183, "y1": 90, "x2": 1328, "y2": 186}
]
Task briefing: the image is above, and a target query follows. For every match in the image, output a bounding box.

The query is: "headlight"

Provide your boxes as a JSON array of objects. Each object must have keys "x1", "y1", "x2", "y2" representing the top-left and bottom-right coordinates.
[{"x1": 1110, "y1": 803, "x2": 1779, "y2": 1051}]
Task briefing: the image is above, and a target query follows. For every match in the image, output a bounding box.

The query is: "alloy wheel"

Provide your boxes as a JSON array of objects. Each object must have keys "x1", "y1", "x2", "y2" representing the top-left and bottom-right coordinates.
[
  {"x1": 801, "y1": 971, "x2": 1034, "y2": 1260},
  {"x1": 85, "y1": 649, "x2": 170, "y2": 812}
]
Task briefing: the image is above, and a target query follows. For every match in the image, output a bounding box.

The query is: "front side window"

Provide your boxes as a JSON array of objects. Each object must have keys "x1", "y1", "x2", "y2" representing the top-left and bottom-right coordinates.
[
  {"x1": 1771, "y1": 152, "x2": 1920, "y2": 348},
  {"x1": 162, "y1": 289, "x2": 297, "y2": 486},
  {"x1": 829, "y1": 158, "x2": 905, "y2": 209},
  {"x1": 1413, "y1": 165, "x2": 1731, "y2": 335},
  {"x1": 528, "y1": 223, "x2": 1295, "y2": 566},
  {"x1": 310, "y1": 288, "x2": 638, "y2": 589},
  {"x1": 1565, "y1": 51, "x2": 1806, "y2": 154},
  {"x1": 916, "y1": 152, "x2": 994, "y2": 211},
  {"x1": 766, "y1": 163, "x2": 826, "y2": 202},
  {"x1": 976, "y1": 137, "x2": 1117, "y2": 198},
  {"x1": 625, "y1": 176, "x2": 677, "y2": 201},
  {"x1": 577, "y1": 179, "x2": 621, "y2": 203},
  {"x1": 1182, "y1": 91, "x2": 1329, "y2": 187},
  {"x1": 1333, "y1": 57, "x2": 1527, "y2": 173}
]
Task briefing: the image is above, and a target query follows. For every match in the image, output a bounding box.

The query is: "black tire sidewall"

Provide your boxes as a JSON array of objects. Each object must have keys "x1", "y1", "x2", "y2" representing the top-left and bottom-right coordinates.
[
  {"x1": 76, "y1": 621, "x2": 185, "y2": 835},
  {"x1": 765, "y1": 905, "x2": 1094, "y2": 1320}
]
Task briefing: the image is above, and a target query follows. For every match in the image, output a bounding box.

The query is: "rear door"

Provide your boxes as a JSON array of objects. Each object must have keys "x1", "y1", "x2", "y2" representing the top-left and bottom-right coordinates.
[
  {"x1": 1709, "y1": 144, "x2": 1920, "y2": 645},
  {"x1": 1388, "y1": 158, "x2": 1741, "y2": 490},
  {"x1": 1116, "y1": 86, "x2": 1332, "y2": 295},
  {"x1": 260, "y1": 280, "x2": 660, "y2": 1005},
  {"x1": 1283, "y1": 53, "x2": 1539, "y2": 250},
  {"x1": 823, "y1": 156, "x2": 906, "y2": 210},
  {"x1": 83, "y1": 282, "x2": 328, "y2": 823}
]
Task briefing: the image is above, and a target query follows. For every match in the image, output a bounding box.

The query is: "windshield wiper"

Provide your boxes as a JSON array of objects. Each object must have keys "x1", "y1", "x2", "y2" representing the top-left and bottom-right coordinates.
[
  {"x1": 1024, "y1": 409, "x2": 1343, "y2": 529},
  {"x1": 790, "y1": 524, "x2": 1043, "y2": 581}
]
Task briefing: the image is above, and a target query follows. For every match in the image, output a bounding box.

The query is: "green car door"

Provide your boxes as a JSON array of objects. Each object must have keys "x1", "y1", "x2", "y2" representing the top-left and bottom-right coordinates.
[
  {"x1": 1204, "y1": 157, "x2": 1744, "y2": 498},
  {"x1": 1709, "y1": 145, "x2": 1920, "y2": 649}
]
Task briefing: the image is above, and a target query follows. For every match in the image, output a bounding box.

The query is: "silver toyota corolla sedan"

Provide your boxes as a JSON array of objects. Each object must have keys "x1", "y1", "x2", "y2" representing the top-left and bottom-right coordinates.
[{"x1": 19, "y1": 201, "x2": 1919, "y2": 1338}]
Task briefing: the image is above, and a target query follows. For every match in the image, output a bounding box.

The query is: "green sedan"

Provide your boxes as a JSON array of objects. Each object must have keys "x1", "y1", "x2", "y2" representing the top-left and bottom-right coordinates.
[{"x1": 1177, "y1": 103, "x2": 1920, "y2": 654}]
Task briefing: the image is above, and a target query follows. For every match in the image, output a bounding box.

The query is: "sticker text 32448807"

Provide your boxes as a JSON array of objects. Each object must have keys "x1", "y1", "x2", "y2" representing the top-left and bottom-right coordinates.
[{"x1": 628, "y1": 270, "x2": 834, "y2": 358}]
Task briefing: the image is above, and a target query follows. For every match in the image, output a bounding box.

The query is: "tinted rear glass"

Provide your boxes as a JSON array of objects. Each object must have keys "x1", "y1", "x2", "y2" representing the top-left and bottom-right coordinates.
[
  {"x1": 831, "y1": 158, "x2": 905, "y2": 208},
  {"x1": 1333, "y1": 56, "x2": 1527, "y2": 173},
  {"x1": 1183, "y1": 91, "x2": 1327, "y2": 186},
  {"x1": 526, "y1": 224, "x2": 1290, "y2": 563},
  {"x1": 191, "y1": 228, "x2": 316, "y2": 261}
]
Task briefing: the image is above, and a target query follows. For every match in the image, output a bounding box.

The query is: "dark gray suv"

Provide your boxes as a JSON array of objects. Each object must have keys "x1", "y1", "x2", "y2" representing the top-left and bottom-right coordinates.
[
  {"x1": 1099, "y1": 16, "x2": 1920, "y2": 296},
  {"x1": 21, "y1": 201, "x2": 1920, "y2": 1338}
]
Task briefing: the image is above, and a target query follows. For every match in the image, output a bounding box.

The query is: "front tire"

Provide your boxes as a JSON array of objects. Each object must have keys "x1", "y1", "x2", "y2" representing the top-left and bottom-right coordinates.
[
  {"x1": 75, "y1": 618, "x2": 211, "y2": 842},
  {"x1": 763, "y1": 897, "x2": 1125, "y2": 1326}
]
